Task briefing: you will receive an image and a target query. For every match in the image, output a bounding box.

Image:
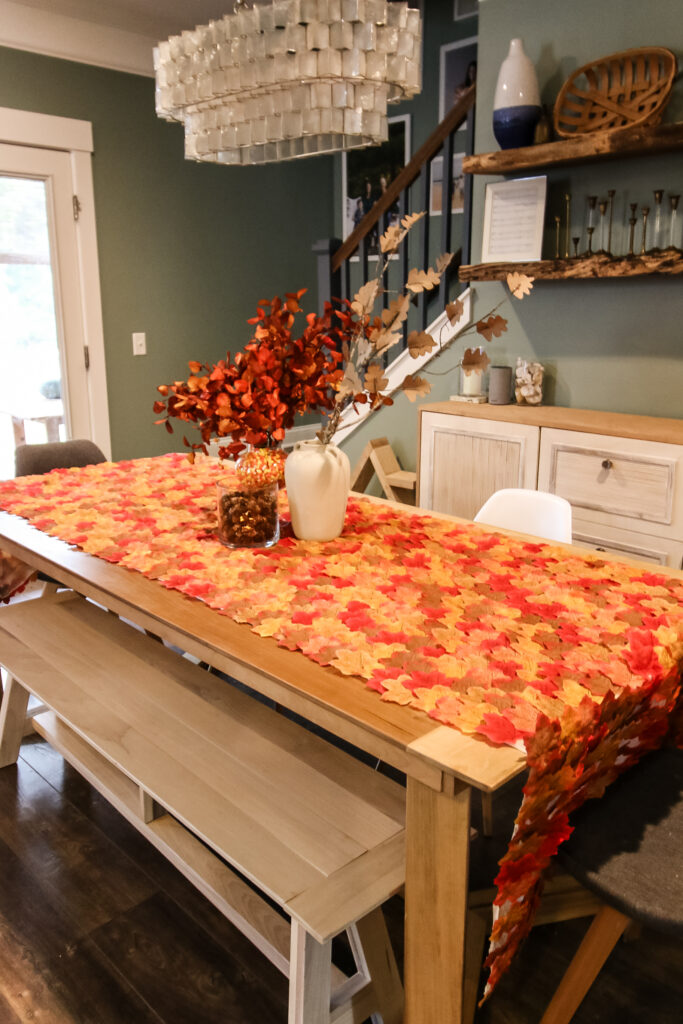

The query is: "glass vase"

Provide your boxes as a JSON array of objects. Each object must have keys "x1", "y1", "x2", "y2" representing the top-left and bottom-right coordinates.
[{"x1": 216, "y1": 477, "x2": 280, "y2": 548}]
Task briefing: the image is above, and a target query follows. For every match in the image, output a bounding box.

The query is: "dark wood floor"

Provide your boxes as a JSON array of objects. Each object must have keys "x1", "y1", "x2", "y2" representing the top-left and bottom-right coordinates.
[{"x1": 0, "y1": 735, "x2": 680, "y2": 1024}]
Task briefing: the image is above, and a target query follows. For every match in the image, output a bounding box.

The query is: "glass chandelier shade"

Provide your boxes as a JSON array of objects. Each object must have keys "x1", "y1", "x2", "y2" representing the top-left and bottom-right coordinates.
[{"x1": 154, "y1": 0, "x2": 422, "y2": 166}]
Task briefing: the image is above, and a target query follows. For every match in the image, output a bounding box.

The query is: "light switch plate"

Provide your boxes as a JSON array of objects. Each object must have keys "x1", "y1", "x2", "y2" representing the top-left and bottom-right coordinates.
[{"x1": 132, "y1": 332, "x2": 146, "y2": 356}]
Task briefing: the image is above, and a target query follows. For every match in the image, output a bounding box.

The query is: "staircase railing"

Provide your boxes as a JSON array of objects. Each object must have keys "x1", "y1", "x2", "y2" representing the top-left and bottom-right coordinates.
[{"x1": 316, "y1": 84, "x2": 476, "y2": 340}]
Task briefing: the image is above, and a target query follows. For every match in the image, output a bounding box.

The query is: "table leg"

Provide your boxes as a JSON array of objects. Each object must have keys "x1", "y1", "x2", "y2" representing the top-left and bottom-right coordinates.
[
  {"x1": 45, "y1": 416, "x2": 62, "y2": 443},
  {"x1": 404, "y1": 775, "x2": 472, "y2": 1024}
]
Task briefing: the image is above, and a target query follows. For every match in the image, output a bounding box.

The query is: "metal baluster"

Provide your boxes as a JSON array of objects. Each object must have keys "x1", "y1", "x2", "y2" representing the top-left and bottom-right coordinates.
[
  {"x1": 438, "y1": 128, "x2": 455, "y2": 312},
  {"x1": 419, "y1": 161, "x2": 431, "y2": 330}
]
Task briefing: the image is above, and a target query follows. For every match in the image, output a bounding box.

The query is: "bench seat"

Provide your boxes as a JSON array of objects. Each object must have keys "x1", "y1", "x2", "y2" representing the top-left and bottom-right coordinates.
[{"x1": 0, "y1": 590, "x2": 405, "y2": 1023}]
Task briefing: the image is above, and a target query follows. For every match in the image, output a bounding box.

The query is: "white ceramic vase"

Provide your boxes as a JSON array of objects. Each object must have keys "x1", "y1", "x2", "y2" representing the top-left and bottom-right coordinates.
[
  {"x1": 284, "y1": 439, "x2": 350, "y2": 541},
  {"x1": 492, "y1": 38, "x2": 541, "y2": 149}
]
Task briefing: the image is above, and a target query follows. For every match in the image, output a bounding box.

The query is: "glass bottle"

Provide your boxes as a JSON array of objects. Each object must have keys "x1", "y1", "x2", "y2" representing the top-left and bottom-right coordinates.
[{"x1": 668, "y1": 194, "x2": 681, "y2": 251}]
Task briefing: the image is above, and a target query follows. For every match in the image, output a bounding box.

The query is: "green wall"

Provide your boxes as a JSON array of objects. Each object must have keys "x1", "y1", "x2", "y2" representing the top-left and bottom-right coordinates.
[
  {"x1": 0, "y1": 46, "x2": 333, "y2": 460},
  {"x1": 340, "y1": 0, "x2": 683, "y2": 480}
]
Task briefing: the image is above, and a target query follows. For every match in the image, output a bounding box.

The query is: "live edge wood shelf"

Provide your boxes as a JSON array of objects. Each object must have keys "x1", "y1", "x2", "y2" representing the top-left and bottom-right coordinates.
[
  {"x1": 462, "y1": 121, "x2": 683, "y2": 175},
  {"x1": 459, "y1": 250, "x2": 683, "y2": 282}
]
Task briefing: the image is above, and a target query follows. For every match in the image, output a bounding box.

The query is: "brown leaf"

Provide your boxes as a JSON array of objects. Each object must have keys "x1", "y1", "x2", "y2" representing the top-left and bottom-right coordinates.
[
  {"x1": 446, "y1": 298, "x2": 465, "y2": 325},
  {"x1": 462, "y1": 347, "x2": 491, "y2": 372},
  {"x1": 407, "y1": 330, "x2": 437, "y2": 358},
  {"x1": 364, "y1": 362, "x2": 389, "y2": 394},
  {"x1": 476, "y1": 314, "x2": 508, "y2": 343},
  {"x1": 381, "y1": 294, "x2": 410, "y2": 329},
  {"x1": 401, "y1": 211, "x2": 426, "y2": 231},
  {"x1": 405, "y1": 266, "x2": 441, "y2": 294},
  {"x1": 436, "y1": 252, "x2": 454, "y2": 274},
  {"x1": 380, "y1": 224, "x2": 403, "y2": 253},
  {"x1": 372, "y1": 328, "x2": 402, "y2": 355},
  {"x1": 338, "y1": 364, "x2": 363, "y2": 397},
  {"x1": 351, "y1": 279, "x2": 379, "y2": 316},
  {"x1": 401, "y1": 373, "x2": 431, "y2": 402},
  {"x1": 506, "y1": 271, "x2": 534, "y2": 299}
]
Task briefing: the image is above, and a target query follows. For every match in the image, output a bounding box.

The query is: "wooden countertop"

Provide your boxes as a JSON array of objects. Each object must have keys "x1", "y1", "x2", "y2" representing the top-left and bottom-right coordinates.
[{"x1": 419, "y1": 403, "x2": 683, "y2": 446}]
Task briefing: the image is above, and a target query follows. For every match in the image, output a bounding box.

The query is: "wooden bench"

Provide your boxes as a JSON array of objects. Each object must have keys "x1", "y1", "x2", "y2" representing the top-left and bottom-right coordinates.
[{"x1": 0, "y1": 590, "x2": 405, "y2": 1024}]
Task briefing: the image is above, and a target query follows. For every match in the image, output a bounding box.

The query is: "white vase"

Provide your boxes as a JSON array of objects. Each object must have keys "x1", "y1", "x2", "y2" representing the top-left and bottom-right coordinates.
[
  {"x1": 284, "y1": 439, "x2": 350, "y2": 541},
  {"x1": 492, "y1": 38, "x2": 541, "y2": 149}
]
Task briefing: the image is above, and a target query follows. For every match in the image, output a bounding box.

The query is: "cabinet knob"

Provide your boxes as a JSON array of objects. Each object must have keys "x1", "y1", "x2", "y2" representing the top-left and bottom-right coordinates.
[{"x1": 601, "y1": 459, "x2": 613, "y2": 470}]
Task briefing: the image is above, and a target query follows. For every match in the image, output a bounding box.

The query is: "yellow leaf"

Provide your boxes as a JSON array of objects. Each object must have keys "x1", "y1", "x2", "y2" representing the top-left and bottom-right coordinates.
[
  {"x1": 407, "y1": 330, "x2": 437, "y2": 358},
  {"x1": 506, "y1": 271, "x2": 534, "y2": 299},
  {"x1": 401, "y1": 211, "x2": 426, "y2": 231}
]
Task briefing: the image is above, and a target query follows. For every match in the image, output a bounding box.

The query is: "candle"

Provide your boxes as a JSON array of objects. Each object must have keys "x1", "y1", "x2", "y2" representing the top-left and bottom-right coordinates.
[{"x1": 461, "y1": 367, "x2": 483, "y2": 396}]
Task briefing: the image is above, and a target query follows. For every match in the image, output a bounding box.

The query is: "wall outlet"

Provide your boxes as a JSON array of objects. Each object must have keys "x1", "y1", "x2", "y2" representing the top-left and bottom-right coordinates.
[{"x1": 132, "y1": 332, "x2": 146, "y2": 356}]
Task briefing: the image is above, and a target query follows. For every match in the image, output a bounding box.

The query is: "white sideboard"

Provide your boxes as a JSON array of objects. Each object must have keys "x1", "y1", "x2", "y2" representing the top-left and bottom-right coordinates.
[{"x1": 418, "y1": 403, "x2": 683, "y2": 568}]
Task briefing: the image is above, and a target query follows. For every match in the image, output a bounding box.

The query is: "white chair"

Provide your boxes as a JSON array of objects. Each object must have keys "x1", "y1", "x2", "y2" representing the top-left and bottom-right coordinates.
[{"x1": 473, "y1": 488, "x2": 572, "y2": 544}]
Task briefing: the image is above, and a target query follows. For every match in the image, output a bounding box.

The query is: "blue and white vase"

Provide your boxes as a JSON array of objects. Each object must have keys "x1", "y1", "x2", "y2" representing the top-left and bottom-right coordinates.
[{"x1": 492, "y1": 38, "x2": 541, "y2": 149}]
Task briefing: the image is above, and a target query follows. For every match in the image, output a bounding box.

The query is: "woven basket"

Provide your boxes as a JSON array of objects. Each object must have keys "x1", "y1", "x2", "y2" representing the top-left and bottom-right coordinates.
[{"x1": 553, "y1": 47, "x2": 677, "y2": 137}]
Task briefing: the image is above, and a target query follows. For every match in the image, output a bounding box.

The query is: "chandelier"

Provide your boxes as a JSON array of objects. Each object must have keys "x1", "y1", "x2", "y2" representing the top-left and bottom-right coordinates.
[{"x1": 154, "y1": 0, "x2": 422, "y2": 166}]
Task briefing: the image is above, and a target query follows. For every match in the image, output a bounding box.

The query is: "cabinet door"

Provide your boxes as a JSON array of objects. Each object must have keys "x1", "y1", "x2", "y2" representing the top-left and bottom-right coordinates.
[{"x1": 418, "y1": 412, "x2": 540, "y2": 519}]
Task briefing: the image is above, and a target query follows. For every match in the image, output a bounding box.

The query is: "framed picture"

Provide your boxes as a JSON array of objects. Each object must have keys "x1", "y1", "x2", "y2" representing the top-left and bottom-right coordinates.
[
  {"x1": 481, "y1": 176, "x2": 548, "y2": 263},
  {"x1": 439, "y1": 36, "x2": 477, "y2": 122},
  {"x1": 453, "y1": 0, "x2": 478, "y2": 20},
  {"x1": 429, "y1": 153, "x2": 465, "y2": 216},
  {"x1": 341, "y1": 114, "x2": 411, "y2": 243}
]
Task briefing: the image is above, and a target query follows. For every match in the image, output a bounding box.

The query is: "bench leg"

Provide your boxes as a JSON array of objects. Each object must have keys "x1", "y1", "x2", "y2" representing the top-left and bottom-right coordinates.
[
  {"x1": 289, "y1": 920, "x2": 332, "y2": 1024},
  {"x1": 349, "y1": 907, "x2": 403, "y2": 1024},
  {"x1": 0, "y1": 675, "x2": 30, "y2": 767}
]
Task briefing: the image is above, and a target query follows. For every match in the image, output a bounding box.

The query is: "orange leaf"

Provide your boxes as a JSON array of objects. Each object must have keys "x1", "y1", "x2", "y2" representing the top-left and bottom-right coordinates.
[
  {"x1": 364, "y1": 363, "x2": 389, "y2": 395},
  {"x1": 446, "y1": 298, "x2": 465, "y2": 325},
  {"x1": 462, "y1": 347, "x2": 491, "y2": 372},
  {"x1": 507, "y1": 272, "x2": 534, "y2": 299}
]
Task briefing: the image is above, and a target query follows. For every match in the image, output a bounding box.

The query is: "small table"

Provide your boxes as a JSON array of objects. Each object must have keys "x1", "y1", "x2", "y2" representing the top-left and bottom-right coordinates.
[{"x1": 2, "y1": 399, "x2": 64, "y2": 446}]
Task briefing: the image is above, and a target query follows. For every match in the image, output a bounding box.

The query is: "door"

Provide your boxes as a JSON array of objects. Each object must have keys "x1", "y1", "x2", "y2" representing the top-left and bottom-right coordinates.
[{"x1": 0, "y1": 143, "x2": 93, "y2": 477}]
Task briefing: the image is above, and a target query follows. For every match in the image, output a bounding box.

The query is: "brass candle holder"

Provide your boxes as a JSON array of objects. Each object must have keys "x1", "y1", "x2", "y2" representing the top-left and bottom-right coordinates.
[
  {"x1": 627, "y1": 202, "x2": 638, "y2": 257},
  {"x1": 554, "y1": 215, "x2": 561, "y2": 259},
  {"x1": 640, "y1": 206, "x2": 650, "y2": 255},
  {"x1": 607, "y1": 188, "x2": 616, "y2": 255}
]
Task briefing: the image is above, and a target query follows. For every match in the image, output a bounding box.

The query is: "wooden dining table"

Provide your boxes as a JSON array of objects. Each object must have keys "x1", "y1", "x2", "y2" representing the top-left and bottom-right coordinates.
[
  {"x1": 2, "y1": 453, "x2": 682, "y2": 1023},
  {"x1": 0, "y1": 497, "x2": 528, "y2": 1024}
]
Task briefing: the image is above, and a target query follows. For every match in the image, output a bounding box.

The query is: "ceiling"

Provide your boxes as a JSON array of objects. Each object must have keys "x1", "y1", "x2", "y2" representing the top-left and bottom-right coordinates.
[{"x1": 7, "y1": 1, "x2": 246, "y2": 39}]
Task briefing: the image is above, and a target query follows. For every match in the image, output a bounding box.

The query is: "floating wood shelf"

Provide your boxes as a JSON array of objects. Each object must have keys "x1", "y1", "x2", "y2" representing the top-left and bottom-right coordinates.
[
  {"x1": 459, "y1": 250, "x2": 683, "y2": 282},
  {"x1": 462, "y1": 122, "x2": 683, "y2": 175}
]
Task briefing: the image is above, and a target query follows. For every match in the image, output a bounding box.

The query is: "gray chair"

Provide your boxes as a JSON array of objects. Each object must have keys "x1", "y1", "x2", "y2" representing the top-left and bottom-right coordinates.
[
  {"x1": 15, "y1": 439, "x2": 106, "y2": 477},
  {"x1": 537, "y1": 746, "x2": 683, "y2": 1023}
]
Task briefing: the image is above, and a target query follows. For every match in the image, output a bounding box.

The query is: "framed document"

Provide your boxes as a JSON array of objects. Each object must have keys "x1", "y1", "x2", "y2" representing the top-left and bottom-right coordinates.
[{"x1": 481, "y1": 176, "x2": 547, "y2": 263}]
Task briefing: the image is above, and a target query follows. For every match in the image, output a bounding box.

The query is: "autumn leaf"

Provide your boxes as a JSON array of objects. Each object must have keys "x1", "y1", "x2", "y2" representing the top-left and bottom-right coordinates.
[
  {"x1": 446, "y1": 298, "x2": 465, "y2": 325},
  {"x1": 381, "y1": 294, "x2": 410, "y2": 330},
  {"x1": 372, "y1": 328, "x2": 402, "y2": 356},
  {"x1": 436, "y1": 252, "x2": 454, "y2": 274},
  {"x1": 462, "y1": 347, "x2": 491, "y2": 372},
  {"x1": 476, "y1": 314, "x2": 508, "y2": 342},
  {"x1": 337, "y1": 364, "x2": 363, "y2": 397},
  {"x1": 401, "y1": 373, "x2": 431, "y2": 402},
  {"x1": 380, "y1": 224, "x2": 403, "y2": 253},
  {"x1": 364, "y1": 363, "x2": 389, "y2": 394},
  {"x1": 405, "y1": 267, "x2": 441, "y2": 293},
  {"x1": 401, "y1": 211, "x2": 426, "y2": 231},
  {"x1": 407, "y1": 330, "x2": 437, "y2": 358},
  {"x1": 351, "y1": 279, "x2": 379, "y2": 317},
  {"x1": 507, "y1": 271, "x2": 535, "y2": 299}
]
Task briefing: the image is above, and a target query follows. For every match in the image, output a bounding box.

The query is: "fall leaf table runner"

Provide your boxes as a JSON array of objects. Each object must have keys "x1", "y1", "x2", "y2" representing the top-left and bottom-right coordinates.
[{"x1": 1, "y1": 453, "x2": 682, "y2": 996}]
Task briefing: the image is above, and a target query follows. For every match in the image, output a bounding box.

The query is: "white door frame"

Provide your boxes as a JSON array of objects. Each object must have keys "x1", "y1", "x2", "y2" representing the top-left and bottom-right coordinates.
[{"x1": 0, "y1": 106, "x2": 111, "y2": 458}]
